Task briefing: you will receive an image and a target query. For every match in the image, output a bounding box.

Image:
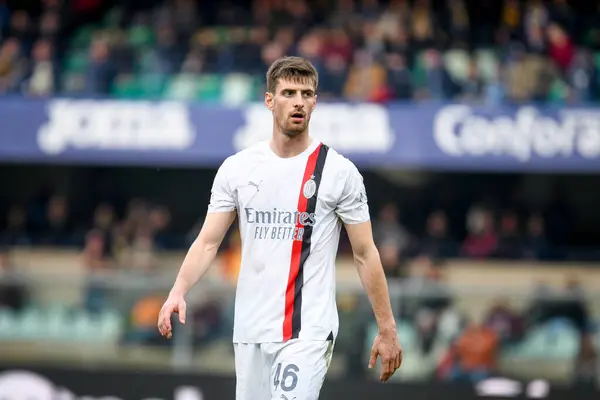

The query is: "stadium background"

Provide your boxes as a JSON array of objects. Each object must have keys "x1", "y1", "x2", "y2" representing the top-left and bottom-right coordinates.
[{"x1": 0, "y1": 0, "x2": 600, "y2": 398}]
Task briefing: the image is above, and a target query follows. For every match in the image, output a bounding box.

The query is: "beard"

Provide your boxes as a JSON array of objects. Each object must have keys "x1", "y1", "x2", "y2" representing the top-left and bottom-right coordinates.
[{"x1": 278, "y1": 115, "x2": 309, "y2": 137}]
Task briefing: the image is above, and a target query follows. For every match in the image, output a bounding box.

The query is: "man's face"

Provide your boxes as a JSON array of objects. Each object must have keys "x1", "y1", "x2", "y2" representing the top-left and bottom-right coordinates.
[{"x1": 266, "y1": 78, "x2": 317, "y2": 137}]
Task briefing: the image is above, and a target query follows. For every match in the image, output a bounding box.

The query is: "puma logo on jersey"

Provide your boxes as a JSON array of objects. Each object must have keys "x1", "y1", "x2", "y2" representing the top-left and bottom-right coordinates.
[{"x1": 249, "y1": 180, "x2": 263, "y2": 191}]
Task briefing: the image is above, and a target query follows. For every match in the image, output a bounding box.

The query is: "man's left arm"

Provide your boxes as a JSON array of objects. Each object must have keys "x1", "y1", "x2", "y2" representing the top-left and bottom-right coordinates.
[
  {"x1": 345, "y1": 221, "x2": 397, "y2": 337},
  {"x1": 335, "y1": 161, "x2": 402, "y2": 381}
]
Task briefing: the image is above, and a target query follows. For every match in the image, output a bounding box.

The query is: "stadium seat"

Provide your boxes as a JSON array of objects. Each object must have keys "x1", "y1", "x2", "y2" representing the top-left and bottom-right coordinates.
[
  {"x1": 17, "y1": 307, "x2": 46, "y2": 340},
  {"x1": 128, "y1": 25, "x2": 155, "y2": 49},
  {"x1": 547, "y1": 79, "x2": 569, "y2": 103},
  {"x1": 111, "y1": 74, "x2": 143, "y2": 99},
  {"x1": 70, "y1": 25, "x2": 97, "y2": 50},
  {"x1": 411, "y1": 51, "x2": 428, "y2": 89},
  {"x1": 138, "y1": 73, "x2": 168, "y2": 98},
  {"x1": 71, "y1": 311, "x2": 98, "y2": 341},
  {"x1": 63, "y1": 51, "x2": 89, "y2": 74},
  {"x1": 444, "y1": 49, "x2": 471, "y2": 82},
  {"x1": 220, "y1": 74, "x2": 255, "y2": 105},
  {"x1": 0, "y1": 309, "x2": 18, "y2": 340},
  {"x1": 196, "y1": 75, "x2": 223, "y2": 101},
  {"x1": 506, "y1": 319, "x2": 580, "y2": 360},
  {"x1": 165, "y1": 73, "x2": 200, "y2": 100},
  {"x1": 474, "y1": 50, "x2": 499, "y2": 83},
  {"x1": 45, "y1": 304, "x2": 71, "y2": 341},
  {"x1": 98, "y1": 309, "x2": 124, "y2": 341},
  {"x1": 435, "y1": 309, "x2": 463, "y2": 345}
]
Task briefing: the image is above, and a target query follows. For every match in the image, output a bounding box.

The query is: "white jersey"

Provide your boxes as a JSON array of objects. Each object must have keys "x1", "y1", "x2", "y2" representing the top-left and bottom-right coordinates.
[{"x1": 208, "y1": 139, "x2": 370, "y2": 343}]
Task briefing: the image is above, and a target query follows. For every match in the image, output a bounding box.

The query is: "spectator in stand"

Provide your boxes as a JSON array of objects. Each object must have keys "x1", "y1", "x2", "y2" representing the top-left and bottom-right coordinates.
[
  {"x1": 24, "y1": 39, "x2": 55, "y2": 96},
  {"x1": 461, "y1": 206, "x2": 498, "y2": 259},
  {"x1": 523, "y1": 213, "x2": 550, "y2": 259},
  {"x1": 84, "y1": 37, "x2": 116, "y2": 95},
  {"x1": 0, "y1": 37, "x2": 26, "y2": 93},
  {"x1": 483, "y1": 298, "x2": 525, "y2": 344},
  {"x1": 91, "y1": 203, "x2": 118, "y2": 258},
  {"x1": 379, "y1": 239, "x2": 404, "y2": 279},
  {"x1": 493, "y1": 211, "x2": 522, "y2": 259},
  {"x1": 0, "y1": 246, "x2": 27, "y2": 311},
  {"x1": 547, "y1": 23, "x2": 575, "y2": 74},
  {"x1": 373, "y1": 202, "x2": 410, "y2": 257},
  {"x1": 81, "y1": 229, "x2": 113, "y2": 313},
  {"x1": 37, "y1": 193, "x2": 71, "y2": 246},
  {"x1": 444, "y1": 319, "x2": 499, "y2": 383},
  {"x1": 383, "y1": 52, "x2": 412, "y2": 100},
  {"x1": 420, "y1": 210, "x2": 455, "y2": 258}
]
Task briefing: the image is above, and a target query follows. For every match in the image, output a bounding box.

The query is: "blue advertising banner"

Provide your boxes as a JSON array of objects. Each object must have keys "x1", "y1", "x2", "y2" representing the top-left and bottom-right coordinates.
[{"x1": 1, "y1": 98, "x2": 600, "y2": 171}]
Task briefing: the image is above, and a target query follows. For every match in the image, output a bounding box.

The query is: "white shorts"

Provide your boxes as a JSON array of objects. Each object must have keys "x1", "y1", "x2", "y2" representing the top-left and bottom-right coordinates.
[{"x1": 234, "y1": 339, "x2": 334, "y2": 400}]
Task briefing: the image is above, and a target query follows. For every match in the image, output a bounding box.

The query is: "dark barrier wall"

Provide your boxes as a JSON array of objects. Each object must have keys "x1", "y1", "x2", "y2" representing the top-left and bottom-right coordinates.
[{"x1": 0, "y1": 366, "x2": 597, "y2": 400}]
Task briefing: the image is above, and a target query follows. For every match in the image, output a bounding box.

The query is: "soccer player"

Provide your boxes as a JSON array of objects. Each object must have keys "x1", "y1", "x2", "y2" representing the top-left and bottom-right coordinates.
[{"x1": 157, "y1": 56, "x2": 402, "y2": 399}]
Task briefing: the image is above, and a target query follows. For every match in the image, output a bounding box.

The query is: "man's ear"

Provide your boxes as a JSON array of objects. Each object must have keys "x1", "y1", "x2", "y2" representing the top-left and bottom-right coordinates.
[{"x1": 265, "y1": 91, "x2": 274, "y2": 111}]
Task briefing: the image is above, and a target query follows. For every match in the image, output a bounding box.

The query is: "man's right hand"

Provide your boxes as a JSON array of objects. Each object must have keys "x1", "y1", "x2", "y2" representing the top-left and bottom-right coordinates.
[{"x1": 157, "y1": 293, "x2": 187, "y2": 339}]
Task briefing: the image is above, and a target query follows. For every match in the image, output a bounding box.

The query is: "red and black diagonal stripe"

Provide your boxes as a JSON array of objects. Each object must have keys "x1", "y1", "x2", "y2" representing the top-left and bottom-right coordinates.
[{"x1": 283, "y1": 142, "x2": 329, "y2": 341}]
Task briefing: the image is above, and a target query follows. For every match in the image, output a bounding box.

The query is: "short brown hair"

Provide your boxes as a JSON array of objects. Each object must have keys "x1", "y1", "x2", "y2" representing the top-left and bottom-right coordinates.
[{"x1": 266, "y1": 56, "x2": 319, "y2": 94}]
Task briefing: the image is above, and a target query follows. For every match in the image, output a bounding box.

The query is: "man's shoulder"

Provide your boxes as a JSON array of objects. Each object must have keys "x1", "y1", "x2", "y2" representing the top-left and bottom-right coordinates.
[{"x1": 323, "y1": 145, "x2": 360, "y2": 176}]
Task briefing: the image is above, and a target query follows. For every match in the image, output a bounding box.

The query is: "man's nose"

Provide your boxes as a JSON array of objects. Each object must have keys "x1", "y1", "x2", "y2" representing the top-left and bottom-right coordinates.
[{"x1": 292, "y1": 94, "x2": 304, "y2": 107}]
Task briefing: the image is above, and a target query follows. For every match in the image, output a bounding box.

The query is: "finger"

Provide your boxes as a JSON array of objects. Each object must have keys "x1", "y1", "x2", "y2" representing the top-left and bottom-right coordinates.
[
  {"x1": 368, "y1": 347, "x2": 379, "y2": 369},
  {"x1": 178, "y1": 301, "x2": 186, "y2": 324},
  {"x1": 397, "y1": 349, "x2": 403, "y2": 369},
  {"x1": 379, "y1": 356, "x2": 391, "y2": 382},
  {"x1": 157, "y1": 314, "x2": 166, "y2": 335},
  {"x1": 159, "y1": 312, "x2": 172, "y2": 337},
  {"x1": 387, "y1": 357, "x2": 395, "y2": 380}
]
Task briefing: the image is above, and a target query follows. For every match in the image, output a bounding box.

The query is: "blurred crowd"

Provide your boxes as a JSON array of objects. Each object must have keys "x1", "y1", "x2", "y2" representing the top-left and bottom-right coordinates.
[
  {"x1": 0, "y1": 0, "x2": 599, "y2": 103},
  {"x1": 0, "y1": 193, "x2": 558, "y2": 265}
]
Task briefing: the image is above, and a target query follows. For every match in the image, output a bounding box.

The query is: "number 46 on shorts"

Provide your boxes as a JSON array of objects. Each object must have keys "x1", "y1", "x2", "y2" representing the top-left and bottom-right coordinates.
[{"x1": 273, "y1": 362, "x2": 299, "y2": 393}]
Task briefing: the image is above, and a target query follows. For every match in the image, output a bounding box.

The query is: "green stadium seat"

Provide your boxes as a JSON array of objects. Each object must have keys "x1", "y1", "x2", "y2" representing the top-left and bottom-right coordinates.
[
  {"x1": 103, "y1": 7, "x2": 124, "y2": 28},
  {"x1": 98, "y1": 309, "x2": 123, "y2": 341},
  {"x1": 220, "y1": 73, "x2": 255, "y2": 105},
  {"x1": 196, "y1": 74, "x2": 223, "y2": 102},
  {"x1": 71, "y1": 311, "x2": 97, "y2": 342},
  {"x1": 547, "y1": 79, "x2": 569, "y2": 103},
  {"x1": 128, "y1": 25, "x2": 155, "y2": 49},
  {"x1": 45, "y1": 304, "x2": 71, "y2": 341},
  {"x1": 474, "y1": 49, "x2": 499, "y2": 83},
  {"x1": 138, "y1": 73, "x2": 167, "y2": 98},
  {"x1": 18, "y1": 307, "x2": 46, "y2": 340},
  {"x1": 64, "y1": 51, "x2": 88, "y2": 74},
  {"x1": 412, "y1": 51, "x2": 428, "y2": 89},
  {"x1": 506, "y1": 320, "x2": 580, "y2": 360},
  {"x1": 111, "y1": 74, "x2": 143, "y2": 99},
  {"x1": 444, "y1": 49, "x2": 471, "y2": 82},
  {"x1": 593, "y1": 52, "x2": 600, "y2": 70},
  {"x1": 165, "y1": 73, "x2": 200, "y2": 100},
  {"x1": 70, "y1": 26, "x2": 97, "y2": 50},
  {"x1": 0, "y1": 309, "x2": 18, "y2": 340},
  {"x1": 61, "y1": 72, "x2": 86, "y2": 94}
]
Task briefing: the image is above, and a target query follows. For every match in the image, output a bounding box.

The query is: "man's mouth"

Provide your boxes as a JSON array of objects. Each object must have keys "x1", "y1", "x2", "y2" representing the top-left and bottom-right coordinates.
[{"x1": 290, "y1": 112, "x2": 304, "y2": 122}]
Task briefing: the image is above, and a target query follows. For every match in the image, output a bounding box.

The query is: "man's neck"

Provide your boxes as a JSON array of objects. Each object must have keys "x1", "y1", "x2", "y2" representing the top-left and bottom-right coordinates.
[{"x1": 270, "y1": 130, "x2": 312, "y2": 158}]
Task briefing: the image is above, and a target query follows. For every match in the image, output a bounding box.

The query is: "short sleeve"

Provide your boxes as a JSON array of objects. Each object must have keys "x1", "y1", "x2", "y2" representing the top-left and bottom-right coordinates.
[
  {"x1": 335, "y1": 161, "x2": 370, "y2": 224},
  {"x1": 207, "y1": 157, "x2": 236, "y2": 213}
]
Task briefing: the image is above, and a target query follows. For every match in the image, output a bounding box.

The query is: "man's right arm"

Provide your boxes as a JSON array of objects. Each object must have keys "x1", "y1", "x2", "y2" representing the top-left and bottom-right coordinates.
[{"x1": 158, "y1": 157, "x2": 237, "y2": 338}]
